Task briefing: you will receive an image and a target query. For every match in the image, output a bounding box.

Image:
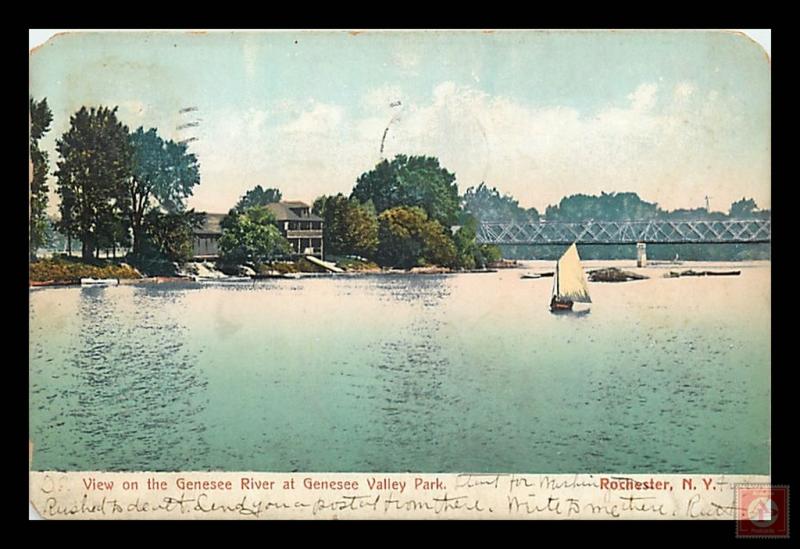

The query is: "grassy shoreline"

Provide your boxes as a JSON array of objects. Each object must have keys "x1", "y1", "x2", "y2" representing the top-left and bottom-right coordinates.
[
  {"x1": 29, "y1": 257, "x2": 142, "y2": 284},
  {"x1": 29, "y1": 255, "x2": 510, "y2": 287}
]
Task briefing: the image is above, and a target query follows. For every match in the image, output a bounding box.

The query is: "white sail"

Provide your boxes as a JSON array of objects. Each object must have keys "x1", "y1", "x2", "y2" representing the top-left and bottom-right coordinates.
[{"x1": 554, "y1": 243, "x2": 592, "y2": 303}]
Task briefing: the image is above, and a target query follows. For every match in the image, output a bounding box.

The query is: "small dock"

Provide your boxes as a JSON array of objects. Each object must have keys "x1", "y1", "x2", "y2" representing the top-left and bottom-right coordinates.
[{"x1": 304, "y1": 255, "x2": 344, "y2": 273}]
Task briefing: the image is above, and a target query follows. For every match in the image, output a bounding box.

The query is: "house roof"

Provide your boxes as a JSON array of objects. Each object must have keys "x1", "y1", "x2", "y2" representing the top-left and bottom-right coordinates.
[
  {"x1": 194, "y1": 202, "x2": 322, "y2": 236},
  {"x1": 264, "y1": 202, "x2": 323, "y2": 222},
  {"x1": 195, "y1": 213, "x2": 227, "y2": 235}
]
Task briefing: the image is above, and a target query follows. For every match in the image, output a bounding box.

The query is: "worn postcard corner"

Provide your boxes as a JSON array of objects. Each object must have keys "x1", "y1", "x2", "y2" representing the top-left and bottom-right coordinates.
[{"x1": 29, "y1": 29, "x2": 771, "y2": 522}]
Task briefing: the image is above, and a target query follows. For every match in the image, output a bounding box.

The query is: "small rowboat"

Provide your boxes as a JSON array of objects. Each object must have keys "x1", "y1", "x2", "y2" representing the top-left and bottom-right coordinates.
[
  {"x1": 251, "y1": 272, "x2": 301, "y2": 280},
  {"x1": 80, "y1": 278, "x2": 119, "y2": 286},
  {"x1": 193, "y1": 276, "x2": 252, "y2": 283}
]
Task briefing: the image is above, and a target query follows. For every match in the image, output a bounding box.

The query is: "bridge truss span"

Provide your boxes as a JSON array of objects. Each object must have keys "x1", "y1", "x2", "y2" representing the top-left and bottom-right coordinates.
[{"x1": 475, "y1": 219, "x2": 771, "y2": 245}]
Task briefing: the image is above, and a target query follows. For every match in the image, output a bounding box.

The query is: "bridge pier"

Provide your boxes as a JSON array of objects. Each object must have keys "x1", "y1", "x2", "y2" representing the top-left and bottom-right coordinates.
[{"x1": 636, "y1": 242, "x2": 647, "y2": 267}]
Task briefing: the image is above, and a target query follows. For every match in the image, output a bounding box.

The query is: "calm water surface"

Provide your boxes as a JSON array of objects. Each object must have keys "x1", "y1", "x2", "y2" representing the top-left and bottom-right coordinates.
[{"x1": 29, "y1": 261, "x2": 770, "y2": 473}]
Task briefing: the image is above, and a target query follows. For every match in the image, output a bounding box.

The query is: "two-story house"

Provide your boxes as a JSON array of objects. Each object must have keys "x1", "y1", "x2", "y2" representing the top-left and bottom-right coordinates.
[{"x1": 263, "y1": 201, "x2": 324, "y2": 257}]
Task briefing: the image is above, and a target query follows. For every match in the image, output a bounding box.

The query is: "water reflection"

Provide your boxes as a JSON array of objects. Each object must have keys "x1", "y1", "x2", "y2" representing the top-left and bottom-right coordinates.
[
  {"x1": 361, "y1": 276, "x2": 460, "y2": 471},
  {"x1": 32, "y1": 286, "x2": 209, "y2": 471},
  {"x1": 29, "y1": 265, "x2": 770, "y2": 473}
]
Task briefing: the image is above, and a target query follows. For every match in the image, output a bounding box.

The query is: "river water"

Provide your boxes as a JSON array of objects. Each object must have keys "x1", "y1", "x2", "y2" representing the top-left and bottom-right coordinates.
[{"x1": 29, "y1": 261, "x2": 770, "y2": 473}]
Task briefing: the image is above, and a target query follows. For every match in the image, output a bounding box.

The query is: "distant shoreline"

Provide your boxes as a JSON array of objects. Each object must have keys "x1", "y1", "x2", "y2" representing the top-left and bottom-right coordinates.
[{"x1": 29, "y1": 259, "x2": 770, "y2": 289}]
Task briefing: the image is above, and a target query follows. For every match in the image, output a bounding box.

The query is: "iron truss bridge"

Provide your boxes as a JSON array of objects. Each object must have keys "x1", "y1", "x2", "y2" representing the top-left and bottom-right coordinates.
[{"x1": 475, "y1": 219, "x2": 771, "y2": 245}]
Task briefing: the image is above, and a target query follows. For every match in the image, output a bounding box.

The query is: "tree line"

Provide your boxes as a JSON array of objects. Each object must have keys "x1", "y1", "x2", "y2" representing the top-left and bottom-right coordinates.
[
  {"x1": 462, "y1": 186, "x2": 770, "y2": 223},
  {"x1": 30, "y1": 98, "x2": 202, "y2": 271}
]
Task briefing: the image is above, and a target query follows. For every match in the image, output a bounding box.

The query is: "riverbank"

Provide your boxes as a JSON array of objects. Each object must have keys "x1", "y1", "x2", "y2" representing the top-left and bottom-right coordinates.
[
  {"x1": 30, "y1": 256, "x2": 768, "y2": 288},
  {"x1": 29, "y1": 257, "x2": 142, "y2": 285}
]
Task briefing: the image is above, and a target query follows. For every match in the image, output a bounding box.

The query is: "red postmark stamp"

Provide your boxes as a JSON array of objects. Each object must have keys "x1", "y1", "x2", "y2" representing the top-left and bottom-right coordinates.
[{"x1": 735, "y1": 484, "x2": 790, "y2": 538}]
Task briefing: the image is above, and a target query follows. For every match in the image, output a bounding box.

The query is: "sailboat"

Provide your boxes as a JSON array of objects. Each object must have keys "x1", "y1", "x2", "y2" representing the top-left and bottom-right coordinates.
[{"x1": 550, "y1": 243, "x2": 592, "y2": 312}]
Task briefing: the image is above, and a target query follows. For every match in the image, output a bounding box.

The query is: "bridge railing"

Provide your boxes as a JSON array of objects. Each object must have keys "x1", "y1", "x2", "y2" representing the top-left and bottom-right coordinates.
[{"x1": 475, "y1": 219, "x2": 771, "y2": 245}]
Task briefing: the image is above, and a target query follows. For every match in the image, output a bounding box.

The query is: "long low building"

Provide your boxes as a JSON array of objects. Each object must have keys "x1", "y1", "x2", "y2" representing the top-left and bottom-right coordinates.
[{"x1": 192, "y1": 201, "x2": 324, "y2": 260}]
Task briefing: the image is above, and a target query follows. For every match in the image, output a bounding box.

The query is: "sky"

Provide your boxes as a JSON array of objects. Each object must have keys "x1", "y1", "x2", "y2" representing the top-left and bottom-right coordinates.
[{"x1": 29, "y1": 30, "x2": 771, "y2": 215}]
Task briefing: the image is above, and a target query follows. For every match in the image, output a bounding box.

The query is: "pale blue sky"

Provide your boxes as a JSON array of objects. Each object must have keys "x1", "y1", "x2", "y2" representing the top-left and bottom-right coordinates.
[{"x1": 29, "y1": 30, "x2": 771, "y2": 214}]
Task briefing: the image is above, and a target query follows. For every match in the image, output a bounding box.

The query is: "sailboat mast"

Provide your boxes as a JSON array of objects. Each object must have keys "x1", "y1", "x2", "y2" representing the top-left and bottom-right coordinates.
[{"x1": 555, "y1": 260, "x2": 559, "y2": 296}]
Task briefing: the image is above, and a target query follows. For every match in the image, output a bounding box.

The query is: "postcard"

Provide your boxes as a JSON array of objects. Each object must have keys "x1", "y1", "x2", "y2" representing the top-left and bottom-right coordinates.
[{"x1": 29, "y1": 29, "x2": 775, "y2": 525}]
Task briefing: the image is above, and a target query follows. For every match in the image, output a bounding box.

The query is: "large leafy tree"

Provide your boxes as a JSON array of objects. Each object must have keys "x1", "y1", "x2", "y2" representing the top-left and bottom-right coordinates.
[
  {"x1": 129, "y1": 127, "x2": 200, "y2": 254},
  {"x1": 218, "y1": 206, "x2": 291, "y2": 266},
  {"x1": 462, "y1": 182, "x2": 539, "y2": 222},
  {"x1": 351, "y1": 154, "x2": 460, "y2": 227},
  {"x1": 234, "y1": 185, "x2": 282, "y2": 212},
  {"x1": 376, "y1": 206, "x2": 456, "y2": 269},
  {"x1": 29, "y1": 97, "x2": 53, "y2": 259},
  {"x1": 315, "y1": 194, "x2": 379, "y2": 258},
  {"x1": 55, "y1": 106, "x2": 133, "y2": 261}
]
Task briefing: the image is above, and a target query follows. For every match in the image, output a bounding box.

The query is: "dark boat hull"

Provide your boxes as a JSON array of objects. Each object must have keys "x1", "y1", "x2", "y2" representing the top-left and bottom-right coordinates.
[{"x1": 550, "y1": 297, "x2": 573, "y2": 312}]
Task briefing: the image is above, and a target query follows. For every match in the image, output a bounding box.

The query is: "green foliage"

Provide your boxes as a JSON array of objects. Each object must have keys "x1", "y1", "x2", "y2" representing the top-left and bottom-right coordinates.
[
  {"x1": 462, "y1": 182, "x2": 539, "y2": 222},
  {"x1": 238, "y1": 205, "x2": 278, "y2": 227},
  {"x1": 352, "y1": 154, "x2": 460, "y2": 227},
  {"x1": 545, "y1": 191, "x2": 662, "y2": 221},
  {"x1": 729, "y1": 197, "x2": 763, "y2": 219},
  {"x1": 29, "y1": 97, "x2": 53, "y2": 258},
  {"x1": 376, "y1": 206, "x2": 456, "y2": 269},
  {"x1": 142, "y1": 210, "x2": 204, "y2": 263},
  {"x1": 451, "y1": 217, "x2": 480, "y2": 270},
  {"x1": 30, "y1": 257, "x2": 140, "y2": 282},
  {"x1": 663, "y1": 208, "x2": 727, "y2": 221},
  {"x1": 315, "y1": 194, "x2": 379, "y2": 258},
  {"x1": 219, "y1": 207, "x2": 291, "y2": 266},
  {"x1": 129, "y1": 127, "x2": 200, "y2": 253},
  {"x1": 55, "y1": 106, "x2": 134, "y2": 260},
  {"x1": 449, "y1": 215, "x2": 504, "y2": 269},
  {"x1": 480, "y1": 244, "x2": 503, "y2": 264},
  {"x1": 235, "y1": 185, "x2": 282, "y2": 212},
  {"x1": 312, "y1": 195, "x2": 328, "y2": 216}
]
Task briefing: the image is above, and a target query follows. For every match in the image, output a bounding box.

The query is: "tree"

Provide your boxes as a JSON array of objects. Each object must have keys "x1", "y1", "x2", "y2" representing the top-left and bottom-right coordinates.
[
  {"x1": 451, "y1": 215, "x2": 502, "y2": 269},
  {"x1": 218, "y1": 206, "x2": 291, "y2": 266},
  {"x1": 376, "y1": 206, "x2": 456, "y2": 269},
  {"x1": 129, "y1": 127, "x2": 200, "y2": 254},
  {"x1": 55, "y1": 106, "x2": 133, "y2": 261},
  {"x1": 462, "y1": 182, "x2": 539, "y2": 222},
  {"x1": 351, "y1": 154, "x2": 460, "y2": 227},
  {"x1": 316, "y1": 194, "x2": 379, "y2": 258},
  {"x1": 234, "y1": 185, "x2": 282, "y2": 212},
  {"x1": 55, "y1": 180, "x2": 78, "y2": 255},
  {"x1": 142, "y1": 209, "x2": 205, "y2": 263},
  {"x1": 95, "y1": 207, "x2": 130, "y2": 259},
  {"x1": 729, "y1": 197, "x2": 760, "y2": 219},
  {"x1": 312, "y1": 194, "x2": 329, "y2": 217},
  {"x1": 29, "y1": 97, "x2": 53, "y2": 259}
]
